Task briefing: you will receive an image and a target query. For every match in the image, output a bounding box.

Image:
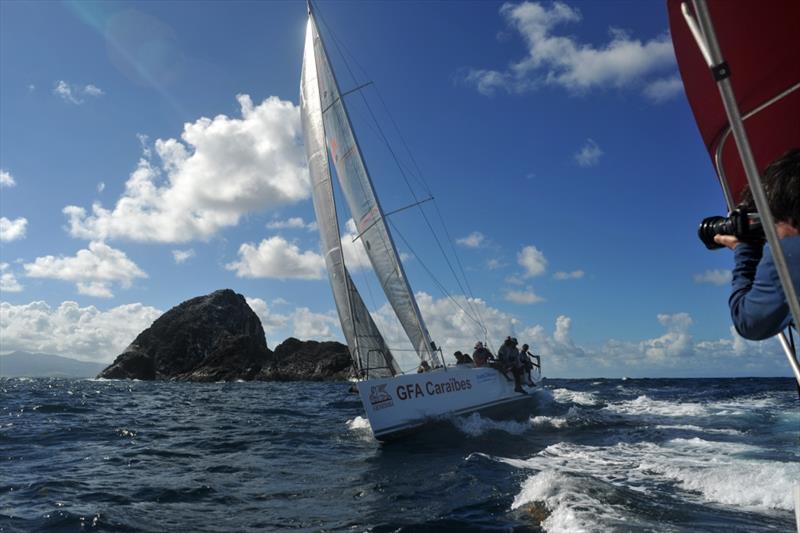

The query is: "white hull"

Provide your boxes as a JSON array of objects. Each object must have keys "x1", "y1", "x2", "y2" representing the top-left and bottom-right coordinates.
[{"x1": 356, "y1": 366, "x2": 537, "y2": 441}]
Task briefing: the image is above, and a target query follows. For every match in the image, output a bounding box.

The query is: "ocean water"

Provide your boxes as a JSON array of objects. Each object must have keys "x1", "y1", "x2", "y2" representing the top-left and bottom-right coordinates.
[{"x1": 1, "y1": 377, "x2": 797, "y2": 532}]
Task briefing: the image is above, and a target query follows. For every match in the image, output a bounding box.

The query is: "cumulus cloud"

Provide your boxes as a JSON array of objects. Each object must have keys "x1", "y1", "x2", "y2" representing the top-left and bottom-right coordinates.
[
  {"x1": 462, "y1": 1, "x2": 677, "y2": 101},
  {"x1": 0, "y1": 169, "x2": 16, "y2": 187},
  {"x1": 518, "y1": 245, "x2": 547, "y2": 277},
  {"x1": 226, "y1": 236, "x2": 324, "y2": 280},
  {"x1": 693, "y1": 269, "x2": 731, "y2": 286},
  {"x1": 0, "y1": 300, "x2": 161, "y2": 362},
  {"x1": 0, "y1": 217, "x2": 28, "y2": 242},
  {"x1": 171, "y1": 248, "x2": 195, "y2": 264},
  {"x1": 639, "y1": 313, "x2": 694, "y2": 361},
  {"x1": 63, "y1": 95, "x2": 309, "y2": 243},
  {"x1": 266, "y1": 216, "x2": 317, "y2": 231},
  {"x1": 53, "y1": 80, "x2": 104, "y2": 104},
  {"x1": 372, "y1": 292, "x2": 518, "y2": 371},
  {"x1": 643, "y1": 75, "x2": 684, "y2": 103},
  {"x1": 341, "y1": 218, "x2": 372, "y2": 272},
  {"x1": 0, "y1": 263, "x2": 23, "y2": 293},
  {"x1": 574, "y1": 139, "x2": 603, "y2": 167},
  {"x1": 456, "y1": 231, "x2": 486, "y2": 248},
  {"x1": 23, "y1": 241, "x2": 147, "y2": 298},
  {"x1": 505, "y1": 289, "x2": 545, "y2": 304},
  {"x1": 554, "y1": 270, "x2": 584, "y2": 280},
  {"x1": 246, "y1": 296, "x2": 340, "y2": 344}
]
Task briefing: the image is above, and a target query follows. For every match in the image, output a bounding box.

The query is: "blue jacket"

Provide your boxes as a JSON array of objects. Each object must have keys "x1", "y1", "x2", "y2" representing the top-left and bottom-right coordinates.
[{"x1": 730, "y1": 235, "x2": 800, "y2": 340}]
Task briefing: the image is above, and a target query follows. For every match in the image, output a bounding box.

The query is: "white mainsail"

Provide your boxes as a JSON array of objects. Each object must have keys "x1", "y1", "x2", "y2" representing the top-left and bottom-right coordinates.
[
  {"x1": 301, "y1": 17, "x2": 400, "y2": 378},
  {"x1": 305, "y1": 13, "x2": 439, "y2": 367}
]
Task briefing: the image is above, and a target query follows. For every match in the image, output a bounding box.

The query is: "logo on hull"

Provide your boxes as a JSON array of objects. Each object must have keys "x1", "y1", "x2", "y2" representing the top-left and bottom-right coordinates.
[{"x1": 369, "y1": 384, "x2": 394, "y2": 410}]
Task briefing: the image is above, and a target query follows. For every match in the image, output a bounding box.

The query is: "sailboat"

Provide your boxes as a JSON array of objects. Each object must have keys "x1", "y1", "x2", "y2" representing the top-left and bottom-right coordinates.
[{"x1": 299, "y1": 5, "x2": 539, "y2": 441}]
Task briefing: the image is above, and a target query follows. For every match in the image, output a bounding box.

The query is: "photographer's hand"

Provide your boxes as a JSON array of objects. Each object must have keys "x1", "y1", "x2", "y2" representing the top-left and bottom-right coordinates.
[{"x1": 714, "y1": 234, "x2": 740, "y2": 250}]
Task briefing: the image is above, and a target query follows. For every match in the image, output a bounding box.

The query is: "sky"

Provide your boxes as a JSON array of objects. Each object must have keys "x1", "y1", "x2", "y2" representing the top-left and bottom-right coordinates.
[{"x1": 0, "y1": 0, "x2": 791, "y2": 378}]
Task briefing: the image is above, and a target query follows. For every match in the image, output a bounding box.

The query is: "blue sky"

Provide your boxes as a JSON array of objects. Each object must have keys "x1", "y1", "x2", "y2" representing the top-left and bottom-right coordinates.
[{"x1": 0, "y1": 0, "x2": 789, "y2": 377}]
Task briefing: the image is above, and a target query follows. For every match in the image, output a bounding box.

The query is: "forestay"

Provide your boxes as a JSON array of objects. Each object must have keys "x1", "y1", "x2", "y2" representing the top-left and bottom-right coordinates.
[
  {"x1": 306, "y1": 14, "x2": 439, "y2": 367},
  {"x1": 301, "y1": 18, "x2": 400, "y2": 378}
]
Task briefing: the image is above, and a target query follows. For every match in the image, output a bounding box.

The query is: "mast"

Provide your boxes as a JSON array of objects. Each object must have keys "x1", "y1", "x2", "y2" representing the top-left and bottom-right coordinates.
[{"x1": 307, "y1": 10, "x2": 440, "y2": 367}]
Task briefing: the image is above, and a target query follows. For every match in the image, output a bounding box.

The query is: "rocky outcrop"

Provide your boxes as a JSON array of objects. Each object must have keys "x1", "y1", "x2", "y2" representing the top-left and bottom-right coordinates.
[
  {"x1": 257, "y1": 337, "x2": 352, "y2": 381},
  {"x1": 99, "y1": 289, "x2": 269, "y2": 381},
  {"x1": 97, "y1": 289, "x2": 352, "y2": 382}
]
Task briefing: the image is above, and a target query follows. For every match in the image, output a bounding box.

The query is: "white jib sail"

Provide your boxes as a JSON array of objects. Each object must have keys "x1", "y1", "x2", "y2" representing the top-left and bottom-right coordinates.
[
  {"x1": 306, "y1": 14, "x2": 439, "y2": 367},
  {"x1": 301, "y1": 17, "x2": 400, "y2": 378}
]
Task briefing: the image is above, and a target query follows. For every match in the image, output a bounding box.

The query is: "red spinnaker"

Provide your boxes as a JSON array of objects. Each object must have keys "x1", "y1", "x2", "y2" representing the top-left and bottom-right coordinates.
[{"x1": 668, "y1": 0, "x2": 800, "y2": 207}]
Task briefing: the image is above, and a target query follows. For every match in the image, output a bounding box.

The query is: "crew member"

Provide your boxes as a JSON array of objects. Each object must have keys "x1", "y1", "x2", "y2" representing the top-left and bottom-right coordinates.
[
  {"x1": 714, "y1": 148, "x2": 800, "y2": 340},
  {"x1": 472, "y1": 342, "x2": 492, "y2": 367},
  {"x1": 498, "y1": 337, "x2": 525, "y2": 393},
  {"x1": 520, "y1": 343, "x2": 540, "y2": 386}
]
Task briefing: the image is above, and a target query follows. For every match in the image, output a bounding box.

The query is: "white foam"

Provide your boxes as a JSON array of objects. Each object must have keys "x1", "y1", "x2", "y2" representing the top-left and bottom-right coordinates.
[
  {"x1": 503, "y1": 436, "x2": 800, "y2": 526},
  {"x1": 512, "y1": 469, "x2": 644, "y2": 532},
  {"x1": 640, "y1": 437, "x2": 800, "y2": 511},
  {"x1": 551, "y1": 388, "x2": 599, "y2": 406},
  {"x1": 654, "y1": 424, "x2": 742, "y2": 436},
  {"x1": 453, "y1": 412, "x2": 531, "y2": 436},
  {"x1": 604, "y1": 395, "x2": 710, "y2": 418},
  {"x1": 346, "y1": 416, "x2": 371, "y2": 431},
  {"x1": 529, "y1": 407, "x2": 583, "y2": 429}
]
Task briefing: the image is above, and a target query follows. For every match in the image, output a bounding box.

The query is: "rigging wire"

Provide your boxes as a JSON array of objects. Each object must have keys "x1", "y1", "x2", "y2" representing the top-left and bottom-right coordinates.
[
  {"x1": 389, "y1": 218, "x2": 488, "y2": 338},
  {"x1": 314, "y1": 6, "x2": 488, "y2": 337}
]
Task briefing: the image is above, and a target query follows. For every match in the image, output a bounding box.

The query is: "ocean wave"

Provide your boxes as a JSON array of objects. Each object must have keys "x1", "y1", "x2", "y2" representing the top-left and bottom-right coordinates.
[
  {"x1": 550, "y1": 388, "x2": 600, "y2": 406},
  {"x1": 503, "y1": 435, "x2": 799, "y2": 529},
  {"x1": 452, "y1": 412, "x2": 531, "y2": 437},
  {"x1": 346, "y1": 416, "x2": 371, "y2": 431},
  {"x1": 641, "y1": 437, "x2": 800, "y2": 511},
  {"x1": 511, "y1": 469, "x2": 656, "y2": 532}
]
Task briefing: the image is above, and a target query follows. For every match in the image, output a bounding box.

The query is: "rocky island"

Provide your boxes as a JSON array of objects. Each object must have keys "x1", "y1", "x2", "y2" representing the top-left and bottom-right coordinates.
[{"x1": 98, "y1": 289, "x2": 352, "y2": 382}]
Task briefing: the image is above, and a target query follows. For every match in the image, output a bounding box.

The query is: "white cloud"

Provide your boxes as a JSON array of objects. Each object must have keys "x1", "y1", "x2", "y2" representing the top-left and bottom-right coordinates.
[
  {"x1": 693, "y1": 269, "x2": 731, "y2": 286},
  {"x1": 463, "y1": 1, "x2": 677, "y2": 100},
  {"x1": 554, "y1": 270, "x2": 584, "y2": 280},
  {"x1": 574, "y1": 138, "x2": 603, "y2": 167},
  {"x1": 341, "y1": 218, "x2": 372, "y2": 271},
  {"x1": 487, "y1": 258, "x2": 506, "y2": 270},
  {"x1": 53, "y1": 81, "x2": 104, "y2": 104},
  {"x1": 0, "y1": 263, "x2": 23, "y2": 293},
  {"x1": 266, "y1": 216, "x2": 317, "y2": 231},
  {"x1": 97, "y1": 182, "x2": 106, "y2": 193},
  {"x1": 0, "y1": 169, "x2": 16, "y2": 187},
  {"x1": 23, "y1": 241, "x2": 147, "y2": 298},
  {"x1": 639, "y1": 313, "x2": 694, "y2": 361},
  {"x1": 172, "y1": 249, "x2": 195, "y2": 264},
  {"x1": 505, "y1": 289, "x2": 545, "y2": 304},
  {"x1": 373, "y1": 292, "x2": 519, "y2": 371},
  {"x1": 518, "y1": 244, "x2": 547, "y2": 277},
  {"x1": 245, "y1": 296, "x2": 340, "y2": 344},
  {"x1": 0, "y1": 300, "x2": 162, "y2": 362},
  {"x1": 63, "y1": 95, "x2": 309, "y2": 243},
  {"x1": 643, "y1": 75, "x2": 683, "y2": 103},
  {"x1": 226, "y1": 236, "x2": 325, "y2": 280},
  {"x1": 456, "y1": 231, "x2": 486, "y2": 248},
  {"x1": 0, "y1": 217, "x2": 28, "y2": 242},
  {"x1": 83, "y1": 84, "x2": 104, "y2": 97}
]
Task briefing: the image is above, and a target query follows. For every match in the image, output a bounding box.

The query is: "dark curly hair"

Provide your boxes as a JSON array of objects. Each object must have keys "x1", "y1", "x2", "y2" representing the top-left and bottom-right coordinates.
[{"x1": 742, "y1": 148, "x2": 800, "y2": 227}]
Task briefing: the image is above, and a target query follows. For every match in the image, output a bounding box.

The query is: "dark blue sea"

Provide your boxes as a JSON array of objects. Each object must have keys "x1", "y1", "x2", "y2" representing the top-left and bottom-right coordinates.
[{"x1": 1, "y1": 377, "x2": 797, "y2": 532}]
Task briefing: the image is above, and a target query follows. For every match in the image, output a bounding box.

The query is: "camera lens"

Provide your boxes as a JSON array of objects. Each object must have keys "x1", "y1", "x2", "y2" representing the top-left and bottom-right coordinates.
[{"x1": 698, "y1": 216, "x2": 732, "y2": 250}]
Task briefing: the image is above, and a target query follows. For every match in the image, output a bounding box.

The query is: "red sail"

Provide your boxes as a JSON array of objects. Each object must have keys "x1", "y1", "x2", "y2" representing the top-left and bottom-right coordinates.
[{"x1": 668, "y1": 0, "x2": 800, "y2": 207}]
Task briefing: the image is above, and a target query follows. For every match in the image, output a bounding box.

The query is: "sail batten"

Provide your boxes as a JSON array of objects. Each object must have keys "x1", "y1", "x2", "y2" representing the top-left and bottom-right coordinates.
[
  {"x1": 301, "y1": 17, "x2": 399, "y2": 378},
  {"x1": 306, "y1": 14, "x2": 439, "y2": 367}
]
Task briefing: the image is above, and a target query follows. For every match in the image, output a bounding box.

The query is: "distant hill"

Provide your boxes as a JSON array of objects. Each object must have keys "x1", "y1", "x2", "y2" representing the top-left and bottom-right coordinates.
[{"x1": 0, "y1": 352, "x2": 107, "y2": 378}]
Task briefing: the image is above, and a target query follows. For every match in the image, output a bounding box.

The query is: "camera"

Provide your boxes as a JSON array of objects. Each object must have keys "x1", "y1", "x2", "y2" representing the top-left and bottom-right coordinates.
[{"x1": 698, "y1": 204, "x2": 765, "y2": 250}]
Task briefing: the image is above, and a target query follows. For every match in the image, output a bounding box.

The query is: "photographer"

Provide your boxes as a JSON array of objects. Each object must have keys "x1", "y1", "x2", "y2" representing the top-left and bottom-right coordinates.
[{"x1": 714, "y1": 149, "x2": 800, "y2": 340}]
